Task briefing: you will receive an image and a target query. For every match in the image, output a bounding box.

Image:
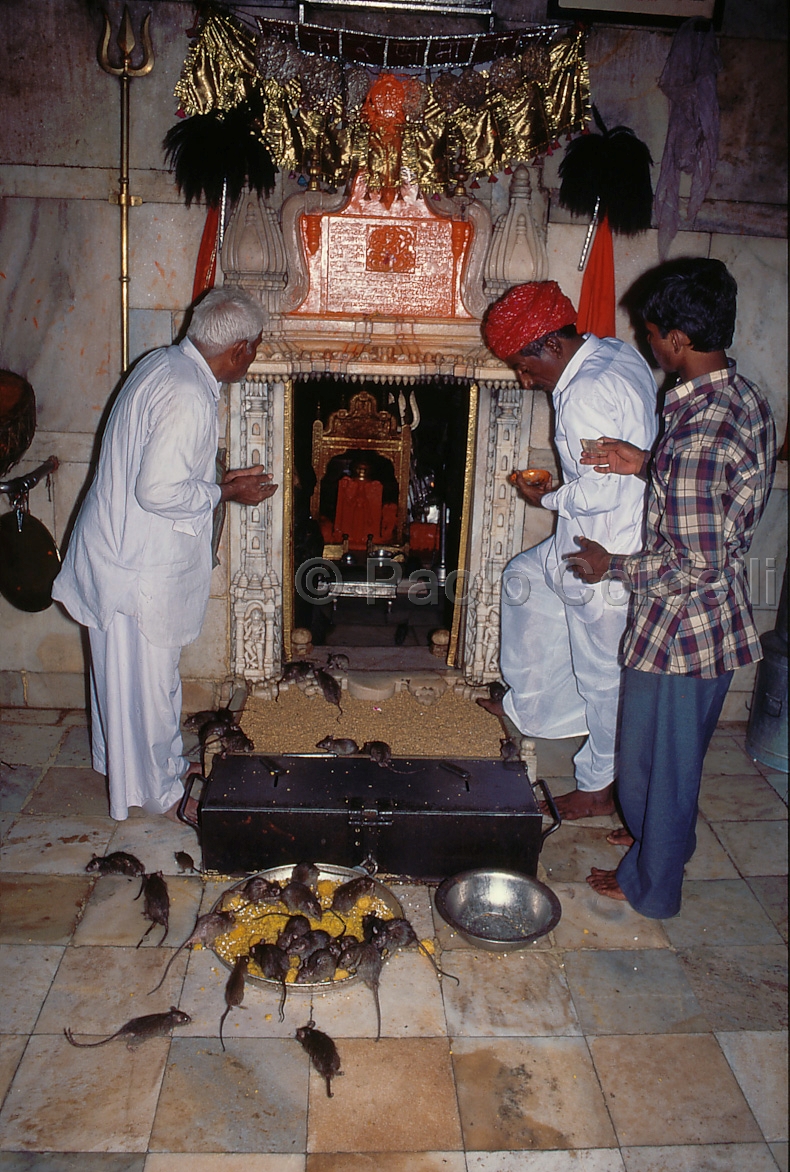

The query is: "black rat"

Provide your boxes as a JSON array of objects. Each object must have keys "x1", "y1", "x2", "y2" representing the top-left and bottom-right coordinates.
[
  {"x1": 148, "y1": 909, "x2": 236, "y2": 994},
  {"x1": 280, "y1": 880, "x2": 322, "y2": 920},
  {"x1": 294, "y1": 947, "x2": 337, "y2": 984},
  {"x1": 241, "y1": 875, "x2": 282, "y2": 903},
  {"x1": 315, "y1": 736, "x2": 359, "y2": 757},
  {"x1": 342, "y1": 940, "x2": 383, "y2": 1040},
  {"x1": 135, "y1": 872, "x2": 170, "y2": 947},
  {"x1": 291, "y1": 861, "x2": 321, "y2": 890},
  {"x1": 219, "y1": 953, "x2": 248, "y2": 1052},
  {"x1": 250, "y1": 941, "x2": 290, "y2": 1022},
  {"x1": 361, "y1": 741, "x2": 418, "y2": 774},
  {"x1": 277, "y1": 914, "x2": 312, "y2": 951},
  {"x1": 295, "y1": 1019, "x2": 342, "y2": 1098},
  {"x1": 85, "y1": 851, "x2": 145, "y2": 878},
  {"x1": 313, "y1": 668, "x2": 343, "y2": 722},
  {"x1": 64, "y1": 1007, "x2": 190, "y2": 1049}
]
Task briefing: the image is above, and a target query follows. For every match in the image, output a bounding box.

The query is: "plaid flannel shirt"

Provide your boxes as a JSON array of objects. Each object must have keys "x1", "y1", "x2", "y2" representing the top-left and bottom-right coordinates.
[{"x1": 609, "y1": 362, "x2": 776, "y2": 677}]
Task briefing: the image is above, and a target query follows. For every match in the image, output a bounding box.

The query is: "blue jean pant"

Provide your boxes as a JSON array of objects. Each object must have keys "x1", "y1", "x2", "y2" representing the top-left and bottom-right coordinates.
[{"x1": 615, "y1": 666, "x2": 733, "y2": 919}]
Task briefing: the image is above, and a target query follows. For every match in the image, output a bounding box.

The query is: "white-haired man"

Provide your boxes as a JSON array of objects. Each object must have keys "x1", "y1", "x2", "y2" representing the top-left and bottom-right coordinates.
[{"x1": 53, "y1": 288, "x2": 277, "y2": 822}]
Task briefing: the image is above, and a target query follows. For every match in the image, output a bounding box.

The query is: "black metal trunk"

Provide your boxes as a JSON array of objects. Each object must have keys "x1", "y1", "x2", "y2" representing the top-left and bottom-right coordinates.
[{"x1": 198, "y1": 755, "x2": 552, "y2": 880}]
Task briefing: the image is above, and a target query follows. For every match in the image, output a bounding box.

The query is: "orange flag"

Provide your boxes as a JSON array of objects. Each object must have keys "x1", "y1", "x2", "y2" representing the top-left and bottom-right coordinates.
[{"x1": 576, "y1": 214, "x2": 616, "y2": 338}]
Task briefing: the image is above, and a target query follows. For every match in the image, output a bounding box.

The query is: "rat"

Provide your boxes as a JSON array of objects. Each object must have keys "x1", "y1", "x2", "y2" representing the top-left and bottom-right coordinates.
[
  {"x1": 330, "y1": 875, "x2": 375, "y2": 914},
  {"x1": 64, "y1": 1007, "x2": 190, "y2": 1049},
  {"x1": 294, "y1": 947, "x2": 337, "y2": 984},
  {"x1": 313, "y1": 668, "x2": 343, "y2": 722},
  {"x1": 277, "y1": 914, "x2": 312, "y2": 952},
  {"x1": 135, "y1": 872, "x2": 170, "y2": 948},
  {"x1": 174, "y1": 850, "x2": 196, "y2": 874},
  {"x1": 361, "y1": 741, "x2": 417, "y2": 775},
  {"x1": 289, "y1": 928, "x2": 333, "y2": 961},
  {"x1": 280, "y1": 880, "x2": 322, "y2": 920},
  {"x1": 291, "y1": 861, "x2": 320, "y2": 890},
  {"x1": 344, "y1": 941, "x2": 383, "y2": 1040},
  {"x1": 500, "y1": 737, "x2": 520, "y2": 762},
  {"x1": 295, "y1": 1019, "x2": 343, "y2": 1098},
  {"x1": 241, "y1": 875, "x2": 282, "y2": 904},
  {"x1": 148, "y1": 909, "x2": 236, "y2": 994},
  {"x1": 219, "y1": 953, "x2": 248, "y2": 1052},
  {"x1": 280, "y1": 660, "x2": 316, "y2": 685},
  {"x1": 250, "y1": 941, "x2": 290, "y2": 1022},
  {"x1": 85, "y1": 851, "x2": 145, "y2": 878},
  {"x1": 184, "y1": 706, "x2": 235, "y2": 732},
  {"x1": 367, "y1": 914, "x2": 459, "y2": 984},
  {"x1": 315, "y1": 736, "x2": 359, "y2": 757},
  {"x1": 325, "y1": 653, "x2": 349, "y2": 672},
  {"x1": 488, "y1": 681, "x2": 509, "y2": 703}
]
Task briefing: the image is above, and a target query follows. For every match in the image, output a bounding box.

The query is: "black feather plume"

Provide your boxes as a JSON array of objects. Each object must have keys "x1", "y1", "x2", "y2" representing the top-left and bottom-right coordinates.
[
  {"x1": 163, "y1": 89, "x2": 277, "y2": 208},
  {"x1": 558, "y1": 107, "x2": 653, "y2": 235}
]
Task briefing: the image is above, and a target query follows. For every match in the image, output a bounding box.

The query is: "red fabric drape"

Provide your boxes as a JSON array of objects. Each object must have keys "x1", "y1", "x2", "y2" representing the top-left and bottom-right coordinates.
[
  {"x1": 192, "y1": 204, "x2": 220, "y2": 303},
  {"x1": 576, "y1": 214, "x2": 616, "y2": 339}
]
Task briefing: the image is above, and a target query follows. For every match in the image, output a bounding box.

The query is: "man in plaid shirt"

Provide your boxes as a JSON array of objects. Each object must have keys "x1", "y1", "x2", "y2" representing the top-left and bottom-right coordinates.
[{"x1": 569, "y1": 258, "x2": 776, "y2": 918}]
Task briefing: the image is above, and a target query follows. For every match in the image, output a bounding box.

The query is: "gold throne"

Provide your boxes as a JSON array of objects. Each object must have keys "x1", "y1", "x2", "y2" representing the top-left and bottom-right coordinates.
[{"x1": 311, "y1": 391, "x2": 411, "y2": 560}]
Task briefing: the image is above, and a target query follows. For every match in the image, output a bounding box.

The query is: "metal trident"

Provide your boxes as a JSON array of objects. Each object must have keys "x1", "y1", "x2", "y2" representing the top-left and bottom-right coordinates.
[{"x1": 98, "y1": 7, "x2": 154, "y2": 374}]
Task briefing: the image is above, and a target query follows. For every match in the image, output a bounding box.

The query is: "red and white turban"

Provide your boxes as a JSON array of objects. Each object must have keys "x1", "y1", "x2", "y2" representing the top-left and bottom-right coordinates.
[{"x1": 483, "y1": 281, "x2": 577, "y2": 361}]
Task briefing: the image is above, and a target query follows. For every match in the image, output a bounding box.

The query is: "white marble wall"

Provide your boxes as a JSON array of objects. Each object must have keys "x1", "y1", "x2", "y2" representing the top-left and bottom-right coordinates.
[{"x1": 0, "y1": 0, "x2": 786, "y2": 717}]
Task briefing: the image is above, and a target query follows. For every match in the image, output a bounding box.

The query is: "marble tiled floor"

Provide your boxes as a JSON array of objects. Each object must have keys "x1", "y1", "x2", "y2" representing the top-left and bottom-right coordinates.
[{"x1": 0, "y1": 706, "x2": 787, "y2": 1172}]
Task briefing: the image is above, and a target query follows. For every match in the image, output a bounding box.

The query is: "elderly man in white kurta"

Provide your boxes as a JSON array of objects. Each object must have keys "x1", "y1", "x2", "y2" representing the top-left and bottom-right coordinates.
[
  {"x1": 53, "y1": 288, "x2": 277, "y2": 821},
  {"x1": 479, "y1": 281, "x2": 657, "y2": 821}
]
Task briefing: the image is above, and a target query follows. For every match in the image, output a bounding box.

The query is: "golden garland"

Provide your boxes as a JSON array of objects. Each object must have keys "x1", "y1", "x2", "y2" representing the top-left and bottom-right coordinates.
[{"x1": 174, "y1": 11, "x2": 590, "y2": 193}]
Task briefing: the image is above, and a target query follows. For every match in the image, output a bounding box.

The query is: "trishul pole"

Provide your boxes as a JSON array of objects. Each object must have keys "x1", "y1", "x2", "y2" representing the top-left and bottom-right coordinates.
[{"x1": 98, "y1": 7, "x2": 154, "y2": 375}]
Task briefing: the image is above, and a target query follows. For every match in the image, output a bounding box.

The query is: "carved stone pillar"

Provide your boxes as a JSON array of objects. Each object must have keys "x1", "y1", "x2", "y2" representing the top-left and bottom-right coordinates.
[
  {"x1": 221, "y1": 190, "x2": 288, "y2": 315},
  {"x1": 229, "y1": 375, "x2": 283, "y2": 695},
  {"x1": 485, "y1": 164, "x2": 549, "y2": 302},
  {"x1": 463, "y1": 381, "x2": 528, "y2": 684}
]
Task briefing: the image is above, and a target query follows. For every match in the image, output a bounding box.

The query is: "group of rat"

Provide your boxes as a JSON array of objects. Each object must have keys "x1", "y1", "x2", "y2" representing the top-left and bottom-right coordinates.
[
  {"x1": 51, "y1": 263, "x2": 776, "y2": 922},
  {"x1": 67, "y1": 851, "x2": 452, "y2": 1097}
]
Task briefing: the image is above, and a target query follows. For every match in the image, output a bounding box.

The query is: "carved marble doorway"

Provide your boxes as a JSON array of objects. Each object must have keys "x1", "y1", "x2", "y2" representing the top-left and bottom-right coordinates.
[{"x1": 283, "y1": 375, "x2": 477, "y2": 663}]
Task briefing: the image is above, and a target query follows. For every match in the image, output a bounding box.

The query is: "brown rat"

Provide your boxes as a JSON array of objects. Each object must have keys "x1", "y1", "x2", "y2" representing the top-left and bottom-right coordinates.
[
  {"x1": 135, "y1": 872, "x2": 170, "y2": 947},
  {"x1": 174, "y1": 850, "x2": 196, "y2": 874},
  {"x1": 330, "y1": 875, "x2": 375, "y2": 914},
  {"x1": 295, "y1": 1018, "x2": 342, "y2": 1097},
  {"x1": 148, "y1": 909, "x2": 236, "y2": 994},
  {"x1": 64, "y1": 1007, "x2": 190, "y2": 1049},
  {"x1": 367, "y1": 914, "x2": 459, "y2": 984},
  {"x1": 315, "y1": 736, "x2": 359, "y2": 757},
  {"x1": 219, "y1": 953, "x2": 248, "y2": 1051},
  {"x1": 85, "y1": 851, "x2": 145, "y2": 878},
  {"x1": 250, "y1": 941, "x2": 290, "y2": 1022}
]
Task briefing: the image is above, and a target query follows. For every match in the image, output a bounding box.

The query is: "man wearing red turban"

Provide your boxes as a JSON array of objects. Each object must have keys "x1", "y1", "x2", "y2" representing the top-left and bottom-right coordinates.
[{"x1": 478, "y1": 281, "x2": 658, "y2": 820}]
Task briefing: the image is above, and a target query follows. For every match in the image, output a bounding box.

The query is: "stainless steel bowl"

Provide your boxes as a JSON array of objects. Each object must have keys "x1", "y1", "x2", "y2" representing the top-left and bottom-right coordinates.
[
  {"x1": 434, "y1": 868, "x2": 561, "y2": 952},
  {"x1": 211, "y1": 863, "x2": 403, "y2": 989}
]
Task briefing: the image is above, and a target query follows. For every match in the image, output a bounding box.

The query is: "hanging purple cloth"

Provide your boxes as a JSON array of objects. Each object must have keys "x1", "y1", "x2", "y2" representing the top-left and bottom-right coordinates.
[{"x1": 654, "y1": 19, "x2": 722, "y2": 259}]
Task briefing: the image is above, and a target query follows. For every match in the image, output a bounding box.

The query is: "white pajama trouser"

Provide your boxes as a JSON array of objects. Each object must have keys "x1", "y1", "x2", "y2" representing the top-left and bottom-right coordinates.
[
  {"x1": 500, "y1": 540, "x2": 629, "y2": 793},
  {"x1": 88, "y1": 612, "x2": 189, "y2": 821}
]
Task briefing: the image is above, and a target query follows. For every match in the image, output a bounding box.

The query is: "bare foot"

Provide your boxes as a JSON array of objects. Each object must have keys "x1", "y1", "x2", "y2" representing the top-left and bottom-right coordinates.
[
  {"x1": 476, "y1": 697, "x2": 506, "y2": 720},
  {"x1": 606, "y1": 827, "x2": 635, "y2": 847},
  {"x1": 540, "y1": 785, "x2": 616, "y2": 820},
  {"x1": 586, "y1": 867, "x2": 627, "y2": 901},
  {"x1": 164, "y1": 796, "x2": 199, "y2": 825}
]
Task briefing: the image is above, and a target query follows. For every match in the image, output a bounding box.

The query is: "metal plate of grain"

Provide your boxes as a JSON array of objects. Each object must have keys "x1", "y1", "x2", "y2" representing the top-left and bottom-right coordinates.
[{"x1": 210, "y1": 862, "x2": 403, "y2": 990}]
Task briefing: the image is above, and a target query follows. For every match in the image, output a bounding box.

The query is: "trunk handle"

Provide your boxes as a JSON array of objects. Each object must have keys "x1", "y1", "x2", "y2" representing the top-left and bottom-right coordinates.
[{"x1": 534, "y1": 778, "x2": 561, "y2": 843}]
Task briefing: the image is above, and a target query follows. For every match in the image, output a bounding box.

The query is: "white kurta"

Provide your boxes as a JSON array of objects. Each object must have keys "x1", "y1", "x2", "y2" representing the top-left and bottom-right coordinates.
[
  {"x1": 53, "y1": 338, "x2": 223, "y2": 819},
  {"x1": 501, "y1": 335, "x2": 658, "y2": 791}
]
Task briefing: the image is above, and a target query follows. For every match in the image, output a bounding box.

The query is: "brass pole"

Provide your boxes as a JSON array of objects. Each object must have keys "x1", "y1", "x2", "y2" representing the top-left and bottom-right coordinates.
[{"x1": 98, "y1": 7, "x2": 154, "y2": 374}]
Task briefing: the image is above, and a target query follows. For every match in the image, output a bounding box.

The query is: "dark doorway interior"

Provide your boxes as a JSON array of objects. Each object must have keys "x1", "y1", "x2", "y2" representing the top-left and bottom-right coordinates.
[{"x1": 291, "y1": 376, "x2": 471, "y2": 654}]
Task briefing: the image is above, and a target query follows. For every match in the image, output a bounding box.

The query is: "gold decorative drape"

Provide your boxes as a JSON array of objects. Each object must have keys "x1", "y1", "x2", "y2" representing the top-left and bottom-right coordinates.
[{"x1": 174, "y1": 12, "x2": 590, "y2": 193}]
